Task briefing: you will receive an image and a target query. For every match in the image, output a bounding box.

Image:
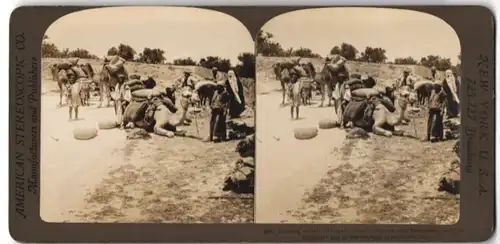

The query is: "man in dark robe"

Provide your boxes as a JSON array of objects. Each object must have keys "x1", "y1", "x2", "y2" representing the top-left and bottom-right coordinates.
[
  {"x1": 426, "y1": 82, "x2": 447, "y2": 142},
  {"x1": 204, "y1": 82, "x2": 231, "y2": 142}
]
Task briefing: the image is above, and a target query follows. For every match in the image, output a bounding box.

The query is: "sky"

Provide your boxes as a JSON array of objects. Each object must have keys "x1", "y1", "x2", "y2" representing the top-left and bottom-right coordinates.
[
  {"x1": 261, "y1": 7, "x2": 461, "y2": 65},
  {"x1": 44, "y1": 6, "x2": 254, "y2": 65}
]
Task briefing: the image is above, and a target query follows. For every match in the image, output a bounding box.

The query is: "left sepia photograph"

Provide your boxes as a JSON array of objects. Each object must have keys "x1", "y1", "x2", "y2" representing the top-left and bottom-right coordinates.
[{"x1": 40, "y1": 6, "x2": 256, "y2": 223}]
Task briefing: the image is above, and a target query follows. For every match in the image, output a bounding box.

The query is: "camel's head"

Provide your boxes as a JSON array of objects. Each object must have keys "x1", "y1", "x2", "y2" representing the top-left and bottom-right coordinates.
[{"x1": 180, "y1": 89, "x2": 199, "y2": 110}]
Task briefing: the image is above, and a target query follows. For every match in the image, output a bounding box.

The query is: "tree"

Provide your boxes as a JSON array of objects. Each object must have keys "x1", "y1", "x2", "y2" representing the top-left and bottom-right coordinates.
[
  {"x1": 291, "y1": 47, "x2": 321, "y2": 58},
  {"x1": 419, "y1": 55, "x2": 452, "y2": 71},
  {"x1": 255, "y1": 30, "x2": 285, "y2": 57},
  {"x1": 282, "y1": 48, "x2": 292, "y2": 57},
  {"x1": 107, "y1": 47, "x2": 119, "y2": 56},
  {"x1": 42, "y1": 42, "x2": 61, "y2": 58},
  {"x1": 359, "y1": 46, "x2": 387, "y2": 63},
  {"x1": 199, "y1": 56, "x2": 231, "y2": 73},
  {"x1": 330, "y1": 43, "x2": 358, "y2": 60},
  {"x1": 107, "y1": 44, "x2": 136, "y2": 61},
  {"x1": 173, "y1": 57, "x2": 197, "y2": 66},
  {"x1": 68, "y1": 48, "x2": 98, "y2": 59},
  {"x1": 137, "y1": 47, "x2": 166, "y2": 64},
  {"x1": 394, "y1": 56, "x2": 418, "y2": 65},
  {"x1": 236, "y1": 52, "x2": 255, "y2": 78}
]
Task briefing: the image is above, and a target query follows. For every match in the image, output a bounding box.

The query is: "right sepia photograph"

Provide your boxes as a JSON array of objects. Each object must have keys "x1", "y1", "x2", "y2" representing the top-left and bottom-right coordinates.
[{"x1": 255, "y1": 7, "x2": 461, "y2": 224}]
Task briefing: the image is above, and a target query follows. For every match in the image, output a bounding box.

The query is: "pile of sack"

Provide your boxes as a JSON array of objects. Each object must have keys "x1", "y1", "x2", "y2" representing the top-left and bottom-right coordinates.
[
  {"x1": 438, "y1": 140, "x2": 460, "y2": 195},
  {"x1": 103, "y1": 55, "x2": 129, "y2": 89},
  {"x1": 227, "y1": 120, "x2": 255, "y2": 140},
  {"x1": 342, "y1": 87, "x2": 395, "y2": 129},
  {"x1": 222, "y1": 134, "x2": 255, "y2": 194},
  {"x1": 444, "y1": 117, "x2": 460, "y2": 140}
]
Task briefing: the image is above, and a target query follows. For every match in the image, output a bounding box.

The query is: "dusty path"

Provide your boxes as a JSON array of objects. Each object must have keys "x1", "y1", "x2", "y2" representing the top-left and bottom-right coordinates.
[
  {"x1": 40, "y1": 92, "x2": 254, "y2": 223},
  {"x1": 255, "y1": 90, "x2": 347, "y2": 223},
  {"x1": 40, "y1": 94, "x2": 130, "y2": 222}
]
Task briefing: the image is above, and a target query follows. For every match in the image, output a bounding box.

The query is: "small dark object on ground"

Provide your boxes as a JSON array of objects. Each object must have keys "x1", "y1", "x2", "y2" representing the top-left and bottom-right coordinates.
[
  {"x1": 126, "y1": 128, "x2": 151, "y2": 140},
  {"x1": 346, "y1": 127, "x2": 370, "y2": 139}
]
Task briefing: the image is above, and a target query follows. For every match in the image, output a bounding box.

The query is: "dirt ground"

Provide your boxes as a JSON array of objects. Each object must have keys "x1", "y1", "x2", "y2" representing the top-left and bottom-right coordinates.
[
  {"x1": 40, "y1": 59, "x2": 254, "y2": 223},
  {"x1": 255, "y1": 56, "x2": 459, "y2": 224}
]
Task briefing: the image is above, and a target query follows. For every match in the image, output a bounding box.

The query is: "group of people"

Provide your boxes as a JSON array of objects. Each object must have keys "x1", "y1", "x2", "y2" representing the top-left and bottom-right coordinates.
[
  {"x1": 174, "y1": 69, "x2": 246, "y2": 143},
  {"x1": 423, "y1": 69, "x2": 460, "y2": 142},
  {"x1": 282, "y1": 53, "x2": 461, "y2": 142}
]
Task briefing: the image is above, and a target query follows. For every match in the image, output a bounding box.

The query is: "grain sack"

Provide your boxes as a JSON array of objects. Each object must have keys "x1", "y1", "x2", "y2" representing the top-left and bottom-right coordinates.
[
  {"x1": 73, "y1": 127, "x2": 98, "y2": 140},
  {"x1": 125, "y1": 79, "x2": 143, "y2": 87},
  {"x1": 68, "y1": 58, "x2": 79, "y2": 66},
  {"x1": 318, "y1": 118, "x2": 339, "y2": 129},
  {"x1": 413, "y1": 80, "x2": 434, "y2": 90},
  {"x1": 345, "y1": 78, "x2": 363, "y2": 87},
  {"x1": 293, "y1": 65, "x2": 308, "y2": 77},
  {"x1": 123, "y1": 100, "x2": 149, "y2": 122},
  {"x1": 194, "y1": 80, "x2": 216, "y2": 90},
  {"x1": 129, "y1": 84, "x2": 145, "y2": 92},
  {"x1": 162, "y1": 97, "x2": 177, "y2": 113},
  {"x1": 98, "y1": 120, "x2": 118, "y2": 130},
  {"x1": 107, "y1": 56, "x2": 126, "y2": 74},
  {"x1": 293, "y1": 127, "x2": 318, "y2": 140},
  {"x1": 71, "y1": 66, "x2": 88, "y2": 79},
  {"x1": 129, "y1": 73, "x2": 141, "y2": 80},
  {"x1": 57, "y1": 62, "x2": 72, "y2": 70},
  {"x1": 132, "y1": 89, "x2": 154, "y2": 99},
  {"x1": 57, "y1": 69, "x2": 68, "y2": 82},
  {"x1": 351, "y1": 88, "x2": 382, "y2": 98},
  {"x1": 343, "y1": 98, "x2": 368, "y2": 122},
  {"x1": 380, "y1": 96, "x2": 396, "y2": 113}
]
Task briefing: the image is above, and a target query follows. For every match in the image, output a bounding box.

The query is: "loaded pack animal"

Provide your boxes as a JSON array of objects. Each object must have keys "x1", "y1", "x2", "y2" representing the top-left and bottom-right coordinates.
[
  {"x1": 78, "y1": 62, "x2": 96, "y2": 106},
  {"x1": 274, "y1": 61, "x2": 313, "y2": 107},
  {"x1": 415, "y1": 82, "x2": 434, "y2": 106},
  {"x1": 342, "y1": 88, "x2": 416, "y2": 138},
  {"x1": 273, "y1": 62, "x2": 293, "y2": 106},
  {"x1": 49, "y1": 61, "x2": 96, "y2": 107},
  {"x1": 300, "y1": 62, "x2": 317, "y2": 105},
  {"x1": 49, "y1": 64, "x2": 69, "y2": 107},
  {"x1": 310, "y1": 62, "x2": 350, "y2": 124},
  {"x1": 122, "y1": 89, "x2": 199, "y2": 138},
  {"x1": 94, "y1": 59, "x2": 129, "y2": 126},
  {"x1": 193, "y1": 80, "x2": 218, "y2": 108}
]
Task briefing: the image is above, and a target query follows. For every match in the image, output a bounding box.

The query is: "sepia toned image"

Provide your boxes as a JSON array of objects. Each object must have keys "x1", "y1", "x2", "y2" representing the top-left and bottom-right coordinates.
[
  {"x1": 255, "y1": 7, "x2": 461, "y2": 224},
  {"x1": 40, "y1": 7, "x2": 255, "y2": 223}
]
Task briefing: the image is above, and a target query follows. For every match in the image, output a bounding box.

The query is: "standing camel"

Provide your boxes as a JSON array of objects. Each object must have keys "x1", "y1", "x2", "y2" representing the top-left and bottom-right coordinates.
[
  {"x1": 93, "y1": 63, "x2": 117, "y2": 108},
  {"x1": 314, "y1": 64, "x2": 338, "y2": 107},
  {"x1": 279, "y1": 68, "x2": 292, "y2": 106},
  {"x1": 49, "y1": 64, "x2": 69, "y2": 107},
  {"x1": 301, "y1": 62, "x2": 317, "y2": 105}
]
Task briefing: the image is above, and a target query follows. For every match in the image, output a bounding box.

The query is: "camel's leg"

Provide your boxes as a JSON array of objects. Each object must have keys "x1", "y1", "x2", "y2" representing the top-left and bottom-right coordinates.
[
  {"x1": 327, "y1": 82, "x2": 334, "y2": 107},
  {"x1": 154, "y1": 124, "x2": 175, "y2": 138},
  {"x1": 373, "y1": 123, "x2": 393, "y2": 137},
  {"x1": 97, "y1": 83, "x2": 104, "y2": 108},
  {"x1": 318, "y1": 83, "x2": 325, "y2": 107},
  {"x1": 57, "y1": 82, "x2": 63, "y2": 107},
  {"x1": 281, "y1": 81, "x2": 286, "y2": 106},
  {"x1": 106, "y1": 85, "x2": 112, "y2": 107}
]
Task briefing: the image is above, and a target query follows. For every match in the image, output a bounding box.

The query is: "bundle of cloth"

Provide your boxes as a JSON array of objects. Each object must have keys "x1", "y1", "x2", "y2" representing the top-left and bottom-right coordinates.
[{"x1": 222, "y1": 134, "x2": 255, "y2": 194}]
